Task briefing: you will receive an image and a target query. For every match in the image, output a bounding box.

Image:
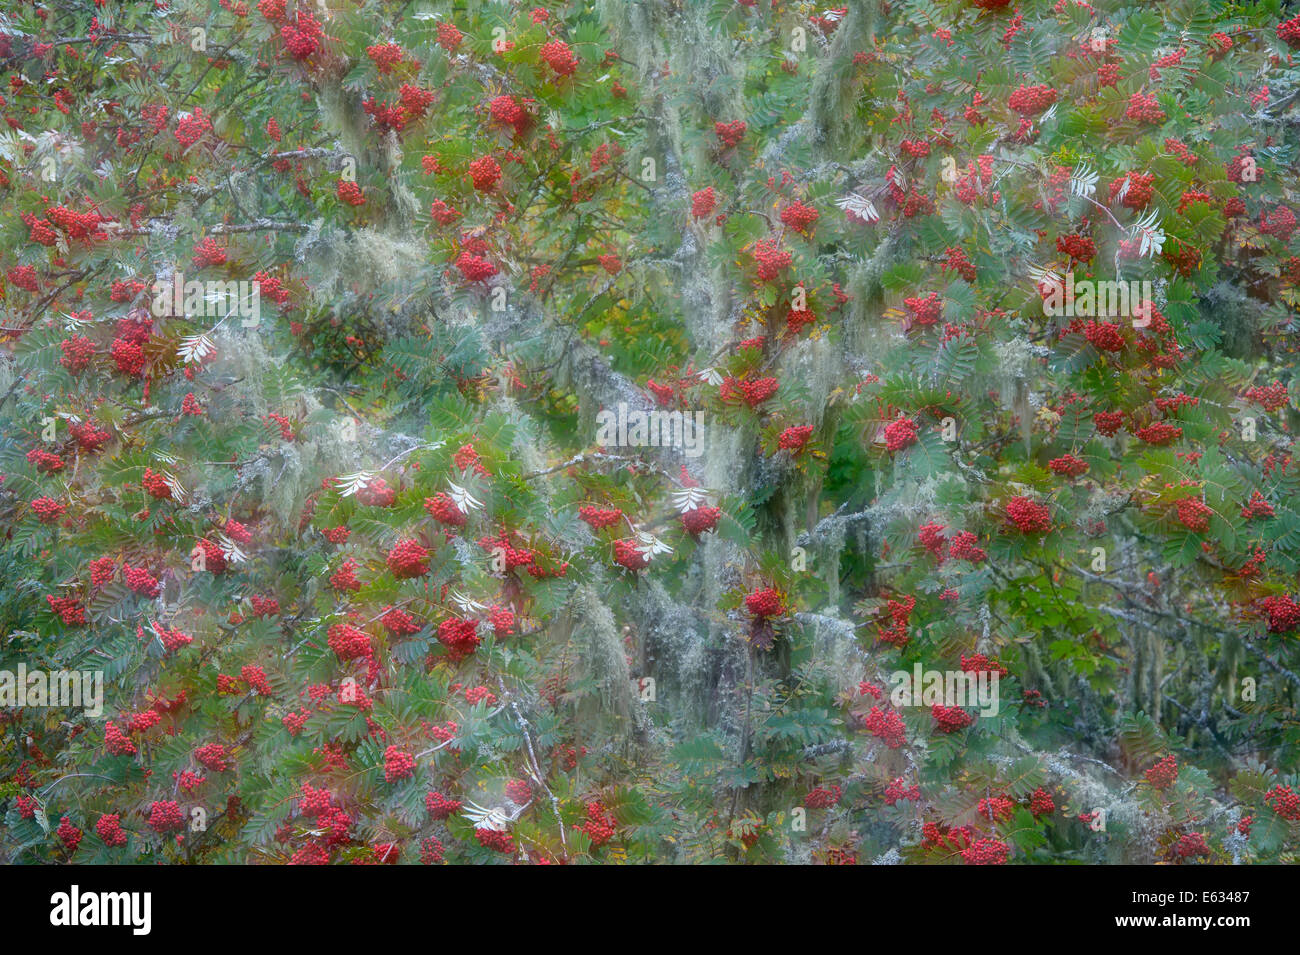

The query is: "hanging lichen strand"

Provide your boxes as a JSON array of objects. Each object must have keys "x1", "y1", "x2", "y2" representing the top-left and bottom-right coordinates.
[{"x1": 1, "y1": 0, "x2": 1299, "y2": 866}]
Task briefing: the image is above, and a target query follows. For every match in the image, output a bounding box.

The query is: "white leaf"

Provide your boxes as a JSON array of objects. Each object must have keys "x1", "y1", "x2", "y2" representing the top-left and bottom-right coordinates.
[
  {"x1": 447, "y1": 480, "x2": 483, "y2": 512},
  {"x1": 635, "y1": 531, "x2": 673, "y2": 560},
  {"x1": 177, "y1": 334, "x2": 216, "y2": 365},
  {"x1": 463, "y1": 799, "x2": 516, "y2": 831},
  {"x1": 1069, "y1": 163, "x2": 1098, "y2": 198},
  {"x1": 671, "y1": 486, "x2": 711, "y2": 513},
  {"x1": 217, "y1": 534, "x2": 248, "y2": 564},
  {"x1": 450, "y1": 590, "x2": 486, "y2": 614},
  {"x1": 336, "y1": 471, "x2": 374, "y2": 497},
  {"x1": 1132, "y1": 210, "x2": 1165, "y2": 258},
  {"x1": 163, "y1": 473, "x2": 186, "y2": 501},
  {"x1": 836, "y1": 193, "x2": 879, "y2": 223}
]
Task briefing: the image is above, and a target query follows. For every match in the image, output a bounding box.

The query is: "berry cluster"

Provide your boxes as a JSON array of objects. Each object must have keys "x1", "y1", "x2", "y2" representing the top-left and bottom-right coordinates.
[
  {"x1": 475, "y1": 827, "x2": 514, "y2": 853},
  {"x1": 327, "y1": 623, "x2": 372, "y2": 661},
  {"x1": 884, "y1": 417, "x2": 918, "y2": 452},
  {"x1": 1029, "y1": 788, "x2": 1056, "y2": 817},
  {"x1": 110, "y1": 338, "x2": 146, "y2": 377},
  {"x1": 1056, "y1": 233, "x2": 1096, "y2": 263},
  {"x1": 751, "y1": 239, "x2": 791, "y2": 280},
  {"x1": 692, "y1": 186, "x2": 717, "y2": 219},
  {"x1": 31, "y1": 497, "x2": 66, "y2": 524},
  {"x1": 124, "y1": 565, "x2": 161, "y2": 598},
  {"x1": 1145, "y1": 755, "x2": 1179, "y2": 790},
  {"x1": 456, "y1": 251, "x2": 498, "y2": 281},
  {"x1": 863, "y1": 706, "x2": 906, "y2": 749},
  {"x1": 488, "y1": 95, "x2": 529, "y2": 134},
  {"x1": 745, "y1": 587, "x2": 785, "y2": 618},
  {"x1": 59, "y1": 335, "x2": 95, "y2": 373},
  {"x1": 1108, "y1": 172, "x2": 1155, "y2": 208},
  {"x1": 679, "y1": 505, "x2": 721, "y2": 536},
  {"x1": 96, "y1": 814, "x2": 128, "y2": 847},
  {"x1": 777, "y1": 425, "x2": 813, "y2": 451},
  {"x1": 386, "y1": 539, "x2": 431, "y2": 578},
  {"x1": 918, "y1": 523, "x2": 946, "y2": 561},
  {"x1": 1278, "y1": 14, "x2": 1300, "y2": 48},
  {"x1": 804, "y1": 785, "x2": 842, "y2": 809},
  {"x1": 961, "y1": 837, "x2": 1009, "y2": 865},
  {"x1": 613, "y1": 538, "x2": 649, "y2": 570},
  {"x1": 195, "y1": 743, "x2": 232, "y2": 772},
  {"x1": 437, "y1": 617, "x2": 481, "y2": 657},
  {"x1": 779, "y1": 200, "x2": 819, "y2": 233},
  {"x1": 1175, "y1": 497, "x2": 1212, "y2": 532},
  {"x1": 539, "y1": 39, "x2": 578, "y2": 77},
  {"x1": 721, "y1": 375, "x2": 779, "y2": 408},
  {"x1": 70, "y1": 421, "x2": 110, "y2": 451},
  {"x1": 1173, "y1": 832, "x2": 1209, "y2": 859},
  {"x1": 46, "y1": 595, "x2": 87, "y2": 626},
  {"x1": 947, "y1": 531, "x2": 987, "y2": 563},
  {"x1": 1259, "y1": 595, "x2": 1300, "y2": 634},
  {"x1": 468, "y1": 155, "x2": 502, "y2": 190},
  {"x1": 931, "y1": 704, "x2": 974, "y2": 733},
  {"x1": 1094, "y1": 411, "x2": 1125, "y2": 436},
  {"x1": 1084, "y1": 320, "x2": 1126, "y2": 352},
  {"x1": 1242, "y1": 381, "x2": 1289, "y2": 412},
  {"x1": 579, "y1": 505, "x2": 624, "y2": 530},
  {"x1": 104, "y1": 722, "x2": 137, "y2": 756},
  {"x1": 191, "y1": 236, "x2": 226, "y2": 268},
  {"x1": 1265, "y1": 784, "x2": 1300, "y2": 821},
  {"x1": 714, "y1": 120, "x2": 747, "y2": 148},
  {"x1": 425, "y1": 790, "x2": 462, "y2": 819},
  {"x1": 1048, "y1": 454, "x2": 1089, "y2": 478},
  {"x1": 174, "y1": 108, "x2": 212, "y2": 147},
  {"x1": 1007, "y1": 84, "x2": 1058, "y2": 116},
  {"x1": 383, "y1": 746, "x2": 416, "y2": 783},
  {"x1": 279, "y1": 11, "x2": 325, "y2": 60},
  {"x1": 904, "y1": 292, "x2": 942, "y2": 326},
  {"x1": 141, "y1": 467, "x2": 173, "y2": 499},
  {"x1": 961, "y1": 653, "x2": 1009, "y2": 676},
  {"x1": 242, "y1": 664, "x2": 273, "y2": 695},
  {"x1": 942, "y1": 246, "x2": 976, "y2": 282},
  {"x1": 1260, "y1": 205, "x2": 1297, "y2": 241},
  {"x1": 147, "y1": 800, "x2": 185, "y2": 833},
  {"x1": 1238, "y1": 490, "x2": 1273, "y2": 522},
  {"x1": 336, "y1": 180, "x2": 366, "y2": 206},
  {"x1": 878, "y1": 594, "x2": 915, "y2": 647},
  {"x1": 1134, "y1": 422, "x2": 1182, "y2": 446},
  {"x1": 366, "y1": 42, "x2": 405, "y2": 74},
  {"x1": 574, "y1": 801, "x2": 617, "y2": 846},
  {"x1": 329, "y1": 559, "x2": 363, "y2": 593},
  {"x1": 977, "y1": 794, "x2": 1016, "y2": 822},
  {"x1": 380, "y1": 606, "x2": 421, "y2": 636},
  {"x1": 420, "y1": 836, "x2": 445, "y2": 864},
  {"x1": 435, "y1": 22, "x2": 463, "y2": 51},
  {"x1": 1125, "y1": 92, "x2": 1166, "y2": 124},
  {"x1": 884, "y1": 778, "x2": 921, "y2": 805},
  {"x1": 1005, "y1": 496, "x2": 1051, "y2": 534}
]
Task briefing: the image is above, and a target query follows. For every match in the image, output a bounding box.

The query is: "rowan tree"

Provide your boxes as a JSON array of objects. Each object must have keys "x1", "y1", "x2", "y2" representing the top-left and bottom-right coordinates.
[{"x1": 2, "y1": 0, "x2": 1300, "y2": 865}]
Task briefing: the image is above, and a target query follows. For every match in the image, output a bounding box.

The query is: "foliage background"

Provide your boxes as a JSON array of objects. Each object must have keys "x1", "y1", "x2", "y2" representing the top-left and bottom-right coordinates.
[{"x1": 2, "y1": 0, "x2": 1300, "y2": 864}]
